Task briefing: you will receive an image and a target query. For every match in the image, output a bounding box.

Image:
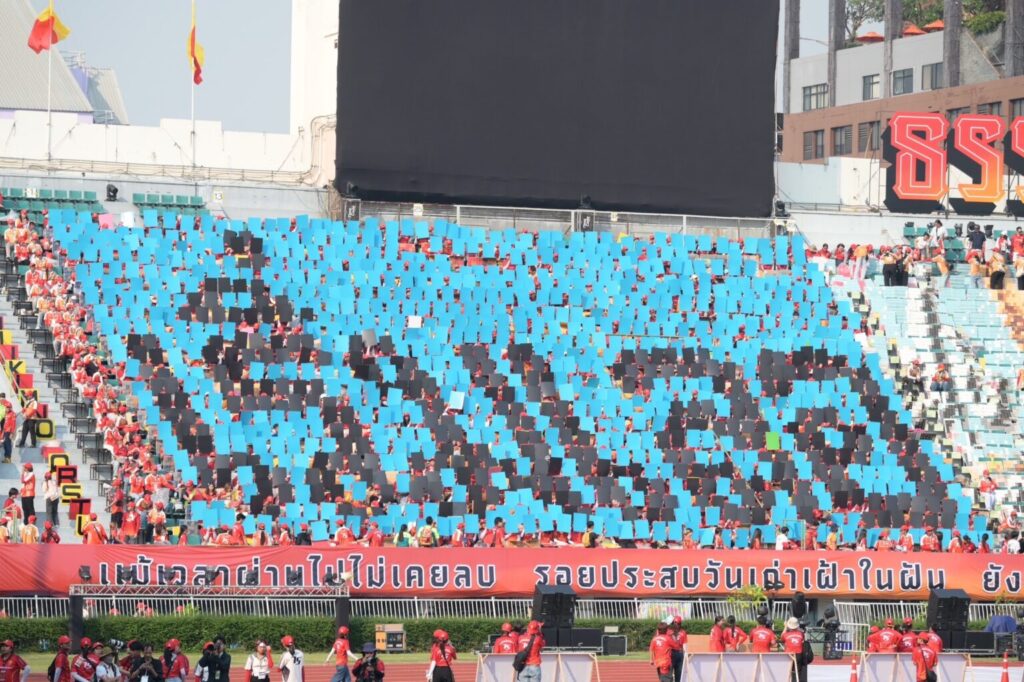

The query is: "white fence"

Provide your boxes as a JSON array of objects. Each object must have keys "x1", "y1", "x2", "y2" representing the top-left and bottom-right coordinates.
[
  {"x1": 0, "y1": 596, "x2": 793, "y2": 622},
  {"x1": 834, "y1": 601, "x2": 1017, "y2": 653}
]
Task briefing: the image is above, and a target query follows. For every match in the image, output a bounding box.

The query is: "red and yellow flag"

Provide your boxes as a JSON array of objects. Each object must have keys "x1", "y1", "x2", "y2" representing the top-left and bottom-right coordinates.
[
  {"x1": 188, "y1": 1, "x2": 204, "y2": 85},
  {"x1": 27, "y1": 3, "x2": 70, "y2": 54}
]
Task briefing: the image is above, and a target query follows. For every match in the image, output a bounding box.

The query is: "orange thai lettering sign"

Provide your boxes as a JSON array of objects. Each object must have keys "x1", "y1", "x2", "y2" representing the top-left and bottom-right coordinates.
[
  {"x1": 0, "y1": 546, "x2": 1022, "y2": 600},
  {"x1": 883, "y1": 112, "x2": 1024, "y2": 216}
]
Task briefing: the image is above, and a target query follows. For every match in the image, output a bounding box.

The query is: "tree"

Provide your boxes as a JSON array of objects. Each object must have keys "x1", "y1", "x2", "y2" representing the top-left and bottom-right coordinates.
[
  {"x1": 902, "y1": 0, "x2": 944, "y2": 26},
  {"x1": 847, "y1": 0, "x2": 885, "y2": 44}
]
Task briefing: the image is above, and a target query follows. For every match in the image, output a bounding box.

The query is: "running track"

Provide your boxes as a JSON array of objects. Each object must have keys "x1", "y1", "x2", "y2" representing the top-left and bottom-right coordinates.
[{"x1": 24, "y1": 660, "x2": 1024, "y2": 682}]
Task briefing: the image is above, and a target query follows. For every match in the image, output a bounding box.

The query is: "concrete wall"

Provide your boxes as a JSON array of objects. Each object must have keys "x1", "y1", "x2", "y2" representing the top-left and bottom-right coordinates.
[{"x1": 290, "y1": 0, "x2": 339, "y2": 135}]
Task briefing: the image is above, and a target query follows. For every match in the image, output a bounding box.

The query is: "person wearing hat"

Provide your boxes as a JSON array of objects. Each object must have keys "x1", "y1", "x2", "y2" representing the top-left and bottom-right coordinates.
[
  {"x1": 913, "y1": 632, "x2": 938, "y2": 682},
  {"x1": 243, "y1": 641, "x2": 273, "y2": 682},
  {"x1": 50, "y1": 636, "x2": 72, "y2": 682},
  {"x1": 295, "y1": 524, "x2": 312, "y2": 546},
  {"x1": 82, "y1": 513, "x2": 108, "y2": 545},
  {"x1": 70, "y1": 639, "x2": 94, "y2": 682},
  {"x1": 781, "y1": 618, "x2": 809, "y2": 682},
  {"x1": 164, "y1": 640, "x2": 189, "y2": 682},
  {"x1": 193, "y1": 642, "x2": 216, "y2": 682},
  {"x1": 875, "y1": 529, "x2": 894, "y2": 551},
  {"x1": 947, "y1": 530, "x2": 963, "y2": 553},
  {"x1": 898, "y1": 618, "x2": 917, "y2": 653},
  {"x1": 866, "y1": 626, "x2": 880, "y2": 653},
  {"x1": 920, "y1": 527, "x2": 939, "y2": 553},
  {"x1": 0, "y1": 639, "x2": 29, "y2": 682},
  {"x1": 877, "y1": 618, "x2": 901, "y2": 653},
  {"x1": 649, "y1": 623, "x2": 680, "y2": 682},
  {"x1": 19, "y1": 463, "x2": 35, "y2": 521},
  {"x1": 516, "y1": 621, "x2": 545, "y2": 682},
  {"x1": 896, "y1": 526, "x2": 914, "y2": 553},
  {"x1": 425, "y1": 630, "x2": 456, "y2": 682},
  {"x1": 19, "y1": 516, "x2": 38, "y2": 544},
  {"x1": 350, "y1": 643, "x2": 384, "y2": 682},
  {"x1": 95, "y1": 647, "x2": 120, "y2": 682},
  {"x1": 325, "y1": 627, "x2": 358, "y2": 682},
  {"x1": 492, "y1": 624, "x2": 517, "y2": 654},
  {"x1": 120, "y1": 642, "x2": 142, "y2": 679},
  {"x1": 278, "y1": 636, "x2": 304, "y2": 682}
]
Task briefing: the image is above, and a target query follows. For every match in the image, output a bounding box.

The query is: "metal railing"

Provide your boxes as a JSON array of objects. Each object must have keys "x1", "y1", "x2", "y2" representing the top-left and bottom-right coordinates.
[{"x1": 0, "y1": 596, "x2": 794, "y2": 622}]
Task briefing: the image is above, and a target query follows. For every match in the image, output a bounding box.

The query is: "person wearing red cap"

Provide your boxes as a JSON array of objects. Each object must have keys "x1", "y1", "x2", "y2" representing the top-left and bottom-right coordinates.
[
  {"x1": 70, "y1": 639, "x2": 95, "y2": 682},
  {"x1": 277, "y1": 525, "x2": 294, "y2": 546},
  {"x1": 920, "y1": 528, "x2": 939, "y2": 553},
  {"x1": 648, "y1": 623, "x2": 680, "y2": 682},
  {"x1": 425, "y1": 630, "x2": 456, "y2": 682},
  {"x1": 122, "y1": 503, "x2": 141, "y2": 544},
  {"x1": 0, "y1": 639, "x2": 29, "y2": 682},
  {"x1": 332, "y1": 520, "x2": 355, "y2": 547},
  {"x1": 898, "y1": 619, "x2": 917, "y2": 653},
  {"x1": 896, "y1": 526, "x2": 914, "y2": 553},
  {"x1": 295, "y1": 523, "x2": 312, "y2": 546},
  {"x1": 82, "y1": 514, "x2": 108, "y2": 545},
  {"x1": 363, "y1": 523, "x2": 384, "y2": 548},
  {"x1": 924, "y1": 626, "x2": 943, "y2": 655},
  {"x1": 19, "y1": 516, "x2": 38, "y2": 544},
  {"x1": 51, "y1": 636, "x2": 72, "y2": 682},
  {"x1": 325, "y1": 627, "x2": 358, "y2": 682},
  {"x1": 516, "y1": 621, "x2": 544, "y2": 682},
  {"x1": 912, "y1": 633, "x2": 937, "y2": 682},
  {"x1": 947, "y1": 530, "x2": 963, "y2": 553},
  {"x1": 17, "y1": 396, "x2": 39, "y2": 449},
  {"x1": 875, "y1": 530, "x2": 894, "y2": 552},
  {"x1": 278, "y1": 637, "x2": 304, "y2": 682},
  {"x1": 493, "y1": 624, "x2": 517, "y2": 654},
  {"x1": 165, "y1": 640, "x2": 189, "y2": 682},
  {"x1": 19, "y1": 464, "x2": 35, "y2": 521},
  {"x1": 876, "y1": 619, "x2": 901, "y2": 653}
]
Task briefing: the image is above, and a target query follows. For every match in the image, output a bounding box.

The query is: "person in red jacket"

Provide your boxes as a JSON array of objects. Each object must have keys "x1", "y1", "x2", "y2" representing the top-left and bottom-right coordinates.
[
  {"x1": 82, "y1": 514, "x2": 108, "y2": 545},
  {"x1": 70, "y1": 638, "x2": 95, "y2": 682},
  {"x1": 669, "y1": 617, "x2": 687, "y2": 682},
  {"x1": 492, "y1": 624, "x2": 517, "y2": 654},
  {"x1": 749, "y1": 616, "x2": 777, "y2": 653},
  {"x1": 876, "y1": 619, "x2": 901, "y2": 653},
  {"x1": 898, "y1": 619, "x2": 917, "y2": 653},
  {"x1": 425, "y1": 630, "x2": 456, "y2": 682},
  {"x1": 924, "y1": 627, "x2": 943, "y2": 655},
  {"x1": 50, "y1": 636, "x2": 71, "y2": 682},
  {"x1": 648, "y1": 623, "x2": 679, "y2": 682},
  {"x1": 708, "y1": 616, "x2": 726, "y2": 653},
  {"x1": 866, "y1": 626, "x2": 880, "y2": 652},
  {"x1": 122, "y1": 503, "x2": 141, "y2": 544},
  {"x1": 0, "y1": 639, "x2": 29, "y2": 682},
  {"x1": 912, "y1": 633, "x2": 937, "y2": 682},
  {"x1": 517, "y1": 620, "x2": 545, "y2": 681},
  {"x1": 164, "y1": 639, "x2": 189, "y2": 682},
  {"x1": 723, "y1": 616, "x2": 748, "y2": 651}
]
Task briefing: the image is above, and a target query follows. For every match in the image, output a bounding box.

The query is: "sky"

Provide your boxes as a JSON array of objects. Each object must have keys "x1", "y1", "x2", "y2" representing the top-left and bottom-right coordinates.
[{"x1": 47, "y1": 0, "x2": 292, "y2": 133}]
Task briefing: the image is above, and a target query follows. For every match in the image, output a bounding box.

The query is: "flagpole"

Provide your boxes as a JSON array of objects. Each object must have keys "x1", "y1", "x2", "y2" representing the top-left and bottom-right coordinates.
[
  {"x1": 46, "y1": 0, "x2": 54, "y2": 162},
  {"x1": 191, "y1": 0, "x2": 197, "y2": 181}
]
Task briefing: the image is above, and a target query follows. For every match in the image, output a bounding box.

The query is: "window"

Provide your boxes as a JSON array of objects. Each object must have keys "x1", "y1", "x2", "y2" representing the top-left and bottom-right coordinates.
[
  {"x1": 1012, "y1": 98, "x2": 1024, "y2": 120},
  {"x1": 858, "y1": 121, "x2": 881, "y2": 153},
  {"x1": 803, "y1": 130, "x2": 825, "y2": 160},
  {"x1": 892, "y1": 68, "x2": 914, "y2": 96},
  {"x1": 947, "y1": 107, "x2": 970, "y2": 122},
  {"x1": 832, "y1": 125, "x2": 853, "y2": 155},
  {"x1": 978, "y1": 101, "x2": 1002, "y2": 117},
  {"x1": 803, "y1": 83, "x2": 829, "y2": 112},
  {"x1": 862, "y1": 74, "x2": 880, "y2": 101},
  {"x1": 922, "y1": 63, "x2": 943, "y2": 91}
]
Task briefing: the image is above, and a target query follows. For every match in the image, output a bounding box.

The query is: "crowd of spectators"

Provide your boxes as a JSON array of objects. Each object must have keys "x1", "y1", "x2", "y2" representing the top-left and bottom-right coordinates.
[{"x1": 0, "y1": 210, "x2": 1017, "y2": 553}]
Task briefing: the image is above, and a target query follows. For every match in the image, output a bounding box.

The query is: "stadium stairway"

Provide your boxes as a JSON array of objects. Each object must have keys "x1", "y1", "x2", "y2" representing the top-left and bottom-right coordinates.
[{"x1": 0, "y1": 265, "x2": 108, "y2": 541}]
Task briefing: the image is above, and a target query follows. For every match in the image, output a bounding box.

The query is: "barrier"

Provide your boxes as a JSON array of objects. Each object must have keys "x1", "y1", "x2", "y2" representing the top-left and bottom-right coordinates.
[
  {"x1": 475, "y1": 653, "x2": 596, "y2": 682},
  {"x1": 685, "y1": 653, "x2": 794, "y2": 682},
  {"x1": 859, "y1": 653, "x2": 972, "y2": 682},
  {"x1": 3, "y1": 545, "x2": 1024, "y2": 600}
]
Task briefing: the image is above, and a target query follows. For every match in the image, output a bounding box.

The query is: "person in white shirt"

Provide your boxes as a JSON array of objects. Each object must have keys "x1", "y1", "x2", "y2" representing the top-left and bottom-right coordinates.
[
  {"x1": 193, "y1": 642, "x2": 216, "y2": 682},
  {"x1": 774, "y1": 525, "x2": 790, "y2": 551},
  {"x1": 43, "y1": 472, "x2": 60, "y2": 528},
  {"x1": 94, "y1": 647, "x2": 121, "y2": 682},
  {"x1": 244, "y1": 642, "x2": 273, "y2": 682},
  {"x1": 278, "y1": 637, "x2": 303, "y2": 682}
]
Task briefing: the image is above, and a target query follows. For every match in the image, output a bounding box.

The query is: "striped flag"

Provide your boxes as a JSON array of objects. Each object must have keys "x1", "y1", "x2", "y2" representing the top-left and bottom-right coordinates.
[
  {"x1": 27, "y1": 3, "x2": 70, "y2": 54},
  {"x1": 189, "y1": 1, "x2": 205, "y2": 85}
]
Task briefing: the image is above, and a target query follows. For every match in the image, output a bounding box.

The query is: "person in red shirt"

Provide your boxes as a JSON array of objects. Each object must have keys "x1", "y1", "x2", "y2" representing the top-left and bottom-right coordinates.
[
  {"x1": 122, "y1": 503, "x2": 141, "y2": 544},
  {"x1": 920, "y1": 527, "x2": 939, "y2": 552},
  {"x1": 51, "y1": 636, "x2": 72, "y2": 682},
  {"x1": 749, "y1": 616, "x2": 777, "y2": 653},
  {"x1": 912, "y1": 634, "x2": 937, "y2": 682},
  {"x1": 669, "y1": 617, "x2": 687, "y2": 682},
  {"x1": 333, "y1": 520, "x2": 355, "y2": 547},
  {"x1": 708, "y1": 616, "x2": 726, "y2": 653},
  {"x1": 648, "y1": 623, "x2": 679, "y2": 682},
  {"x1": 0, "y1": 640, "x2": 29, "y2": 682},
  {"x1": 875, "y1": 531, "x2": 894, "y2": 551},
  {"x1": 876, "y1": 619, "x2": 901, "y2": 653},
  {"x1": 866, "y1": 626, "x2": 880, "y2": 653},
  {"x1": 70, "y1": 638, "x2": 94, "y2": 682},
  {"x1": 325, "y1": 626, "x2": 358, "y2": 682},
  {"x1": 781, "y1": 618, "x2": 809, "y2": 682},
  {"x1": 230, "y1": 514, "x2": 247, "y2": 546},
  {"x1": 924, "y1": 627, "x2": 943, "y2": 655},
  {"x1": 425, "y1": 630, "x2": 456, "y2": 682},
  {"x1": 252, "y1": 523, "x2": 272, "y2": 547},
  {"x1": 722, "y1": 616, "x2": 748, "y2": 651},
  {"x1": 82, "y1": 514, "x2": 108, "y2": 545},
  {"x1": 897, "y1": 619, "x2": 917, "y2": 653},
  {"x1": 164, "y1": 639, "x2": 189, "y2": 682},
  {"x1": 492, "y1": 624, "x2": 517, "y2": 654},
  {"x1": 897, "y1": 526, "x2": 914, "y2": 553},
  {"x1": 363, "y1": 522, "x2": 384, "y2": 548},
  {"x1": 517, "y1": 621, "x2": 544, "y2": 681},
  {"x1": 947, "y1": 530, "x2": 963, "y2": 553}
]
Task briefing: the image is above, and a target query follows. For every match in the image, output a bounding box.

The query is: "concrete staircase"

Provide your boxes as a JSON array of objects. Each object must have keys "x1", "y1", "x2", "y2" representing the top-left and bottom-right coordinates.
[{"x1": 0, "y1": 264, "x2": 109, "y2": 541}]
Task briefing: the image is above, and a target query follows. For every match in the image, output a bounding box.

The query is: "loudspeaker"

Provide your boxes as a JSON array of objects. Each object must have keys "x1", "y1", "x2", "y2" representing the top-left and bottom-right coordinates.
[
  {"x1": 558, "y1": 627, "x2": 573, "y2": 648},
  {"x1": 69, "y1": 595, "x2": 84, "y2": 653},
  {"x1": 333, "y1": 597, "x2": 351, "y2": 632},
  {"x1": 541, "y1": 626, "x2": 558, "y2": 646},
  {"x1": 948, "y1": 630, "x2": 966, "y2": 650},
  {"x1": 963, "y1": 631, "x2": 995, "y2": 653},
  {"x1": 532, "y1": 584, "x2": 577, "y2": 628},
  {"x1": 564, "y1": 628, "x2": 602, "y2": 650},
  {"x1": 933, "y1": 630, "x2": 951, "y2": 649},
  {"x1": 927, "y1": 588, "x2": 970, "y2": 632},
  {"x1": 790, "y1": 592, "x2": 807, "y2": 619},
  {"x1": 602, "y1": 635, "x2": 627, "y2": 656}
]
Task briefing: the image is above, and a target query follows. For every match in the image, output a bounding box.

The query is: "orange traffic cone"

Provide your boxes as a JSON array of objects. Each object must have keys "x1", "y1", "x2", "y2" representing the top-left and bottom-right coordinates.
[
  {"x1": 849, "y1": 654, "x2": 859, "y2": 682},
  {"x1": 1000, "y1": 650, "x2": 1010, "y2": 682}
]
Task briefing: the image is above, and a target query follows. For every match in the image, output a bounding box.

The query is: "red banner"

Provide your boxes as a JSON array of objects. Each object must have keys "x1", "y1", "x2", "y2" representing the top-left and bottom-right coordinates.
[{"x1": 2, "y1": 546, "x2": 1023, "y2": 600}]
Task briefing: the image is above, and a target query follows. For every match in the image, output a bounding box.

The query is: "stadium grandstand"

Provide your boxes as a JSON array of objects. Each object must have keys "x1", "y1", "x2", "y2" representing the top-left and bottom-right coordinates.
[{"x1": 3, "y1": 0, "x2": 1024, "y2": 681}]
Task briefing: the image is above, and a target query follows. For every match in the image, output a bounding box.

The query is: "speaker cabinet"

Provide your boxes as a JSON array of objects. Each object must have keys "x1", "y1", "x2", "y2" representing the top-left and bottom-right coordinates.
[
  {"x1": 532, "y1": 584, "x2": 577, "y2": 628},
  {"x1": 602, "y1": 635, "x2": 628, "y2": 656},
  {"x1": 565, "y1": 628, "x2": 603, "y2": 650},
  {"x1": 963, "y1": 631, "x2": 995, "y2": 653},
  {"x1": 926, "y1": 588, "x2": 970, "y2": 632},
  {"x1": 947, "y1": 630, "x2": 966, "y2": 650}
]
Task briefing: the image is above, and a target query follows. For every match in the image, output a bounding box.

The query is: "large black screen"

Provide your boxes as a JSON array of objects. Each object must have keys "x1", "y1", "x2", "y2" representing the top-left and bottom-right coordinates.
[{"x1": 336, "y1": 0, "x2": 778, "y2": 217}]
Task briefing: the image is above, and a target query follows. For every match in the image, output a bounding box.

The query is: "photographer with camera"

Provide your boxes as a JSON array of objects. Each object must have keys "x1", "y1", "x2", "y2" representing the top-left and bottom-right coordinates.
[
  {"x1": 816, "y1": 606, "x2": 841, "y2": 660},
  {"x1": 95, "y1": 648, "x2": 121, "y2": 682}
]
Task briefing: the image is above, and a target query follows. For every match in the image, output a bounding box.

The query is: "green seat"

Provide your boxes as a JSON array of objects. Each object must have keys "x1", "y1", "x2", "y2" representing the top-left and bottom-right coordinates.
[
  {"x1": 69, "y1": 190, "x2": 82, "y2": 201},
  {"x1": 174, "y1": 195, "x2": 189, "y2": 206},
  {"x1": 132, "y1": 193, "x2": 146, "y2": 205},
  {"x1": 29, "y1": 200, "x2": 43, "y2": 212},
  {"x1": 83, "y1": 191, "x2": 97, "y2": 202},
  {"x1": 39, "y1": 189, "x2": 53, "y2": 200},
  {"x1": 145, "y1": 193, "x2": 159, "y2": 204},
  {"x1": 190, "y1": 195, "x2": 204, "y2": 207},
  {"x1": 8, "y1": 188, "x2": 23, "y2": 198},
  {"x1": 160, "y1": 194, "x2": 173, "y2": 205}
]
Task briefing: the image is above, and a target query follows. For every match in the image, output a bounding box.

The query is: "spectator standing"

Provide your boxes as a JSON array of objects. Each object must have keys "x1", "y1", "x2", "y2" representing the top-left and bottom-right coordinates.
[
  {"x1": 325, "y1": 628, "x2": 357, "y2": 682},
  {"x1": 43, "y1": 472, "x2": 60, "y2": 528},
  {"x1": 774, "y1": 526, "x2": 789, "y2": 550},
  {"x1": 194, "y1": 643, "x2": 216, "y2": 682},
  {"x1": 669, "y1": 617, "x2": 687, "y2": 682},
  {"x1": 881, "y1": 248, "x2": 898, "y2": 287},
  {"x1": 3, "y1": 489, "x2": 21, "y2": 542},
  {"x1": 988, "y1": 250, "x2": 1007, "y2": 290},
  {"x1": 17, "y1": 397, "x2": 39, "y2": 448},
  {"x1": 278, "y1": 637, "x2": 304, "y2": 682},
  {"x1": 781, "y1": 619, "x2": 808, "y2": 682},
  {"x1": 350, "y1": 644, "x2": 383, "y2": 682},
  {"x1": 243, "y1": 641, "x2": 273, "y2": 682},
  {"x1": 425, "y1": 629, "x2": 456, "y2": 682},
  {"x1": 19, "y1": 464, "x2": 34, "y2": 520},
  {"x1": 418, "y1": 517, "x2": 439, "y2": 548},
  {"x1": 0, "y1": 640, "x2": 29, "y2": 682},
  {"x1": 71, "y1": 639, "x2": 95, "y2": 682},
  {"x1": 82, "y1": 513, "x2": 108, "y2": 545},
  {"x1": 130, "y1": 644, "x2": 164, "y2": 682},
  {"x1": 0, "y1": 394, "x2": 13, "y2": 463},
  {"x1": 877, "y1": 619, "x2": 901, "y2": 653},
  {"x1": 95, "y1": 647, "x2": 120, "y2": 682},
  {"x1": 723, "y1": 616, "x2": 748, "y2": 651},
  {"x1": 708, "y1": 616, "x2": 726, "y2": 653},
  {"x1": 967, "y1": 249, "x2": 985, "y2": 289},
  {"x1": 19, "y1": 516, "x2": 38, "y2": 544},
  {"x1": 208, "y1": 637, "x2": 230, "y2": 682},
  {"x1": 516, "y1": 621, "x2": 544, "y2": 682},
  {"x1": 164, "y1": 640, "x2": 189, "y2": 682},
  {"x1": 912, "y1": 634, "x2": 937, "y2": 682},
  {"x1": 51, "y1": 636, "x2": 72, "y2": 682},
  {"x1": 749, "y1": 616, "x2": 777, "y2": 653},
  {"x1": 967, "y1": 222, "x2": 987, "y2": 252},
  {"x1": 648, "y1": 623, "x2": 678, "y2": 682},
  {"x1": 493, "y1": 624, "x2": 517, "y2": 654}
]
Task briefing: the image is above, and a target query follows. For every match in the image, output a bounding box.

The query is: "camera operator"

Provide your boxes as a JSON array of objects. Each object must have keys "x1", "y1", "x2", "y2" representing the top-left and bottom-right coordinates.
[{"x1": 816, "y1": 606, "x2": 841, "y2": 659}]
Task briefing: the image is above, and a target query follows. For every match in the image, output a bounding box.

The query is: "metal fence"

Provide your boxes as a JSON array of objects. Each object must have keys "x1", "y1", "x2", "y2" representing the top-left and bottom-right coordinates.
[{"x1": 0, "y1": 596, "x2": 793, "y2": 622}]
